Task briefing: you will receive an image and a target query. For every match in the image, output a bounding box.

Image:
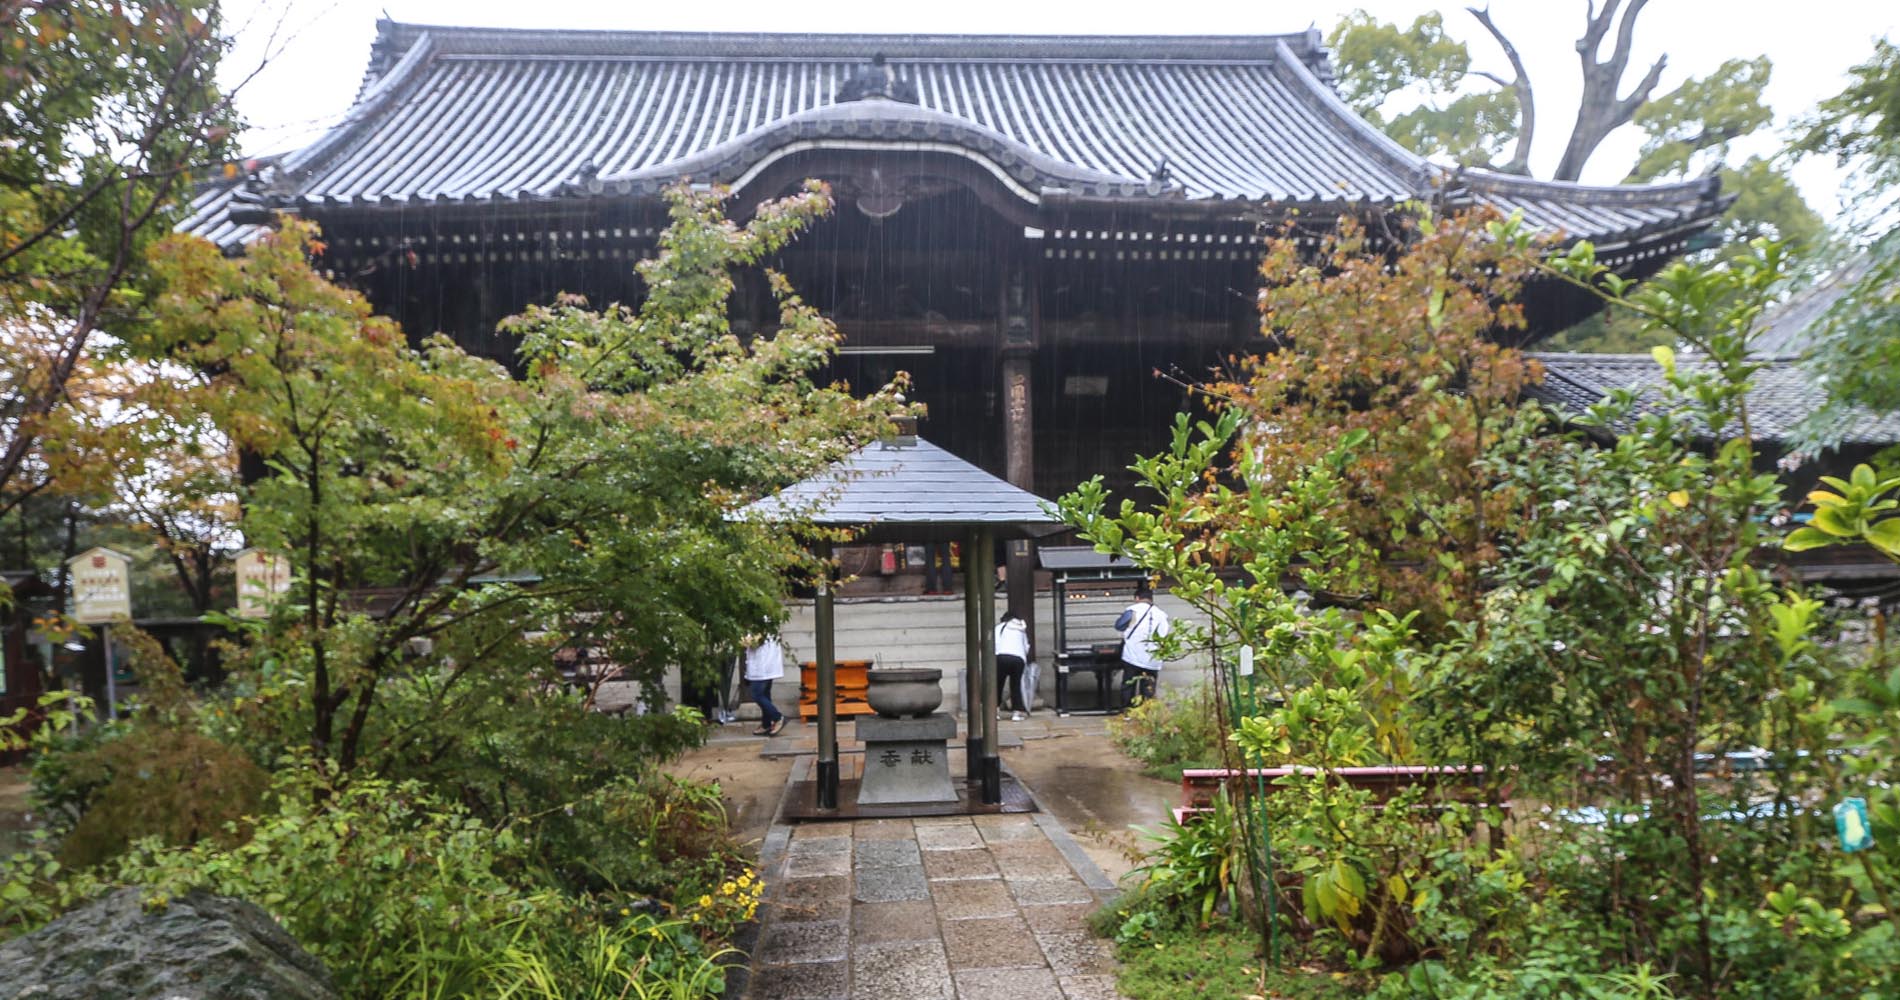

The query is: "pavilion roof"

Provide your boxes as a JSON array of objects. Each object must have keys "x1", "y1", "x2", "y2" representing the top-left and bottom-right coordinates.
[
  {"x1": 741, "y1": 434, "x2": 1062, "y2": 542},
  {"x1": 188, "y1": 20, "x2": 1728, "y2": 253}
]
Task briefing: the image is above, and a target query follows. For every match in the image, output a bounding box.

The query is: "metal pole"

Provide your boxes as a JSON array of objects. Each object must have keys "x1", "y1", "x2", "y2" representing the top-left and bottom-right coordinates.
[
  {"x1": 976, "y1": 528, "x2": 1001, "y2": 804},
  {"x1": 963, "y1": 529, "x2": 985, "y2": 785},
  {"x1": 102, "y1": 625, "x2": 118, "y2": 720},
  {"x1": 814, "y1": 540, "x2": 838, "y2": 810}
]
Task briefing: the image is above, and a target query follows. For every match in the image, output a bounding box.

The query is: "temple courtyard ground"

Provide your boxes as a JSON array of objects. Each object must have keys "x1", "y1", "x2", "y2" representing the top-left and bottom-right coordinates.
[{"x1": 669, "y1": 714, "x2": 1177, "y2": 1000}]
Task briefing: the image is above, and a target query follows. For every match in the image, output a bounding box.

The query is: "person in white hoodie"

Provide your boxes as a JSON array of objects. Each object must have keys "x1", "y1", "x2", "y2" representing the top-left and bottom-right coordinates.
[
  {"x1": 995, "y1": 612, "x2": 1032, "y2": 721},
  {"x1": 743, "y1": 633, "x2": 788, "y2": 737},
  {"x1": 1115, "y1": 582, "x2": 1170, "y2": 707}
]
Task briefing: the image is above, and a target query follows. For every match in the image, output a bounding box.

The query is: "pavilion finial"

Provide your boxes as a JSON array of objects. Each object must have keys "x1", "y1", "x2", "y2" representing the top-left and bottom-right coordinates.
[{"x1": 887, "y1": 393, "x2": 919, "y2": 442}]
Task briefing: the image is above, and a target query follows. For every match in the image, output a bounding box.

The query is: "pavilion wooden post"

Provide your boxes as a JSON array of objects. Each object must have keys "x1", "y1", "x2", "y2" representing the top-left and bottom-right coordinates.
[
  {"x1": 814, "y1": 539, "x2": 839, "y2": 810},
  {"x1": 963, "y1": 528, "x2": 985, "y2": 786},
  {"x1": 974, "y1": 526, "x2": 1002, "y2": 804}
]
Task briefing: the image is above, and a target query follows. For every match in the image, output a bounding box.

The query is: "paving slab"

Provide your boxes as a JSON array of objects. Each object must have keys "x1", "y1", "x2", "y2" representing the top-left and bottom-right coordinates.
[
  {"x1": 930, "y1": 879, "x2": 1016, "y2": 921},
  {"x1": 767, "y1": 875, "x2": 851, "y2": 923},
  {"x1": 915, "y1": 824, "x2": 985, "y2": 852},
  {"x1": 854, "y1": 863, "x2": 930, "y2": 903},
  {"x1": 942, "y1": 914, "x2": 1045, "y2": 970},
  {"x1": 855, "y1": 839, "x2": 922, "y2": 869},
  {"x1": 853, "y1": 818, "x2": 916, "y2": 841},
  {"x1": 991, "y1": 844, "x2": 1075, "y2": 880},
  {"x1": 748, "y1": 959, "x2": 849, "y2": 1000},
  {"x1": 754, "y1": 919, "x2": 850, "y2": 966},
  {"x1": 852, "y1": 940, "x2": 956, "y2": 1000},
  {"x1": 954, "y1": 966, "x2": 1064, "y2": 1000},
  {"x1": 1007, "y1": 877, "x2": 1096, "y2": 906},
  {"x1": 851, "y1": 899, "x2": 941, "y2": 945},
  {"x1": 1021, "y1": 902, "x2": 1096, "y2": 932},
  {"x1": 784, "y1": 848, "x2": 853, "y2": 879},
  {"x1": 1057, "y1": 974, "x2": 1125, "y2": 1000},
  {"x1": 1034, "y1": 929, "x2": 1119, "y2": 978},
  {"x1": 923, "y1": 847, "x2": 1001, "y2": 881}
]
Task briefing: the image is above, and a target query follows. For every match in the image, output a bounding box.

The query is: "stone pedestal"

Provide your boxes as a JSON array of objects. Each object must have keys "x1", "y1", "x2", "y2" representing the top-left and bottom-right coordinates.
[{"x1": 855, "y1": 714, "x2": 957, "y2": 805}]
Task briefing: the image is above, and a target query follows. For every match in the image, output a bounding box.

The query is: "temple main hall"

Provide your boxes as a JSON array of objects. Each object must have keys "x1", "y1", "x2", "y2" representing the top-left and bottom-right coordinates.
[{"x1": 183, "y1": 21, "x2": 1732, "y2": 614}]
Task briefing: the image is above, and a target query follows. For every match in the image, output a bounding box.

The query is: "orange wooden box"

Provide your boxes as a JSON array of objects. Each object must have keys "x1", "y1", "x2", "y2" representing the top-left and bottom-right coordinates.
[{"x1": 797, "y1": 660, "x2": 877, "y2": 720}]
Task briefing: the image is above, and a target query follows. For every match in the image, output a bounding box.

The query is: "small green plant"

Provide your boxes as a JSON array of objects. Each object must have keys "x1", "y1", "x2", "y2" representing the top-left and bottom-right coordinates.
[
  {"x1": 492, "y1": 914, "x2": 734, "y2": 1000},
  {"x1": 1130, "y1": 790, "x2": 1243, "y2": 928}
]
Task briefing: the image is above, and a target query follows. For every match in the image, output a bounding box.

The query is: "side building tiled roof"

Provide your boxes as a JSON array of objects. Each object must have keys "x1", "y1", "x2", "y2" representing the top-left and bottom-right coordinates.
[
  {"x1": 186, "y1": 20, "x2": 1728, "y2": 253},
  {"x1": 1529, "y1": 353, "x2": 1900, "y2": 448}
]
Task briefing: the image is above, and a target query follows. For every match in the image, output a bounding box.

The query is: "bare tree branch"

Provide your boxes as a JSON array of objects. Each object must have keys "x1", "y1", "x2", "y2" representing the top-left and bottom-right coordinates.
[{"x1": 1468, "y1": 6, "x2": 1537, "y2": 175}]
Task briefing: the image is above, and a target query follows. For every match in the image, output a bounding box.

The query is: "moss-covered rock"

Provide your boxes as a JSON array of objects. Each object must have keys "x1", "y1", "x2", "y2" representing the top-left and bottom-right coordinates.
[{"x1": 0, "y1": 887, "x2": 336, "y2": 1000}]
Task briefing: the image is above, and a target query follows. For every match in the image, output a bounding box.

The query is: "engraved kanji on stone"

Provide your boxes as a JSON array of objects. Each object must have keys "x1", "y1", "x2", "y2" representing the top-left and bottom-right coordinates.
[
  {"x1": 910, "y1": 748, "x2": 934, "y2": 765},
  {"x1": 880, "y1": 749, "x2": 902, "y2": 768}
]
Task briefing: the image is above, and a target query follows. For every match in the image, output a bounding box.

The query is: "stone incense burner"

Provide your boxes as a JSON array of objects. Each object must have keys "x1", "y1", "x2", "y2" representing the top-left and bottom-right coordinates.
[{"x1": 865, "y1": 667, "x2": 944, "y2": 719}]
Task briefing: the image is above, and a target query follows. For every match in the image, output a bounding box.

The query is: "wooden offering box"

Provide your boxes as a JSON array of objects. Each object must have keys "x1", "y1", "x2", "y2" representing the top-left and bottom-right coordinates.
[{"x1": 798, "y1": 660, "x2": 876, "y2": 720}]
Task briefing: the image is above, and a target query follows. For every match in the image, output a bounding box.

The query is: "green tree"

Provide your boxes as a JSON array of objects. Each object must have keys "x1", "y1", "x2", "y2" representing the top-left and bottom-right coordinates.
[
  {"x1": 1328, "y1": 5, "x2": 1821, "y2": 355},
  {"x1": 1796, "y1": 37, "x2": 1900, "y2": 214},
  {"x1": 142, "y1": 185, "x2": 897, "y2": 773},
  {"x1": 1791, "y1": 39, "x2": 1900, "y2": 445},
  {"x1": 0, "y1": 2, "x2": 238, "y2": 529},
  {"x1": 1221, "y1": 210, "x2": 1546, "y2": 631}
]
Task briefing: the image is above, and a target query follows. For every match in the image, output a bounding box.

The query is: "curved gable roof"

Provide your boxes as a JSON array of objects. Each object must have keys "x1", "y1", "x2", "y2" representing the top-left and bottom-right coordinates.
[{"x1": 192, "y1": 19, "x2": 1728, "y2": 253}]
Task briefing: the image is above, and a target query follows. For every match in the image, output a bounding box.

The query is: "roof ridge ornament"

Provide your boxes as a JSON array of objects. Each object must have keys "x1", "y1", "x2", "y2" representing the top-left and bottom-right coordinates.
[{"x1": 837, "y1": 53, "x2": 919, "y2": 105}]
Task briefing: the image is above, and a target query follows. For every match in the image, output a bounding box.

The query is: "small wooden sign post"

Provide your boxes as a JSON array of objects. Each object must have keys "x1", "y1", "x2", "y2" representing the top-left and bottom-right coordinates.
[{"x1": 68, "y1": 547, "x2": 132, "y2": 718}]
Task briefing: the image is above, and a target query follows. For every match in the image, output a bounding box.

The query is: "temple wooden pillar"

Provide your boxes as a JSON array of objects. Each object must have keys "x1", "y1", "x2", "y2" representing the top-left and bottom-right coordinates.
[{"x1": 1001, "y1": 258, "x2": 1038, "y2": 634}]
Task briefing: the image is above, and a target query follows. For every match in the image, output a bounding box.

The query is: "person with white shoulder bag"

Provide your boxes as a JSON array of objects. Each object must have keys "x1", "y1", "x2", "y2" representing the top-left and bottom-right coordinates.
[{"x1": 1114, "y1": 581, "x2": 1169, "y2": 708}]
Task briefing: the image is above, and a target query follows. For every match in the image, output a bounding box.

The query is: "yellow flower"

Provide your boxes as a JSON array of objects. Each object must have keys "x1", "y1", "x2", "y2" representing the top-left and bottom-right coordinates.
[
  {"x1": 737, "y1": 873, "x2": 752, "y2": 888},
  {"x1": 618, "y1": 907, "x2": 630, "y2": 917},
  {"x1": 697, "y1": 894, "x2": 713, "y2": 908}
]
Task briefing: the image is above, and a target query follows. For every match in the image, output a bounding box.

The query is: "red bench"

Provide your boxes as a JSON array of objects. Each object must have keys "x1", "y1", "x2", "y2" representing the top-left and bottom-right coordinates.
[{"x1": 1174, "y1": 765, "x2": 1510, "y2": 832}]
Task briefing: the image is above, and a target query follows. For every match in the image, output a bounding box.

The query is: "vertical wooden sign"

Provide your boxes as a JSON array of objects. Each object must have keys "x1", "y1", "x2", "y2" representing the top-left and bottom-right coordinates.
[
  {"x1": 69, "y1": 547, "x2": 132, "y2": 624},
  {"x1": 234, "y1": 549, "x2": 289, "y2": 618}
]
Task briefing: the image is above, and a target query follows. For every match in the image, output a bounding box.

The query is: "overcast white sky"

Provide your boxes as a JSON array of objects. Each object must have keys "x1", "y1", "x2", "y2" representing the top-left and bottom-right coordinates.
[{"x1": 218, "y1": 1, "x2": 1898, "y2": 222}]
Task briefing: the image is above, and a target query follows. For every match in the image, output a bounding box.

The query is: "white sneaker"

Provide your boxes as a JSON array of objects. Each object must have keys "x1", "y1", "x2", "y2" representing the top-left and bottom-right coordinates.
[{"x1": 1011, "y1": 711, "x2": 1025, "y2": 721}]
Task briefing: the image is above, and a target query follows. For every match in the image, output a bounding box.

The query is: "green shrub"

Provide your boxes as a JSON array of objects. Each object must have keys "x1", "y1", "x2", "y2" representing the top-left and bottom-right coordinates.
[
  {"x1": 54, "y1": 725, "x2": 267, "y2": 868},
  {"x1": 1108, "y1": 683, "x2": 1224, "y2": 779}
]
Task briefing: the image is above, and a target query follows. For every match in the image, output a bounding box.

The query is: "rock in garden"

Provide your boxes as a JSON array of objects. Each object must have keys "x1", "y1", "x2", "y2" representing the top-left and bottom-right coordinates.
[{"x1": 0, "y1": 887, "x2": 338, "y2": 1000}]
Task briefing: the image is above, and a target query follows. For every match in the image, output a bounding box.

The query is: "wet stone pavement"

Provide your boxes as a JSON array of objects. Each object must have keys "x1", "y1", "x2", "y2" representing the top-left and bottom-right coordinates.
[{"x1": 747, "y1": 813, "x2": 1128, "y2": 1000}]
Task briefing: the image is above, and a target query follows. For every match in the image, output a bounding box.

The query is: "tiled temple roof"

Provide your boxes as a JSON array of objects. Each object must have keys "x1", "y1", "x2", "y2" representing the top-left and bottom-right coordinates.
[
  {"x1": 187, "y1": 20, "x2": 1728, "y2": 251},
  {"x1": 1529, "y1": 353, "x2": 1900, "y2": 447}
]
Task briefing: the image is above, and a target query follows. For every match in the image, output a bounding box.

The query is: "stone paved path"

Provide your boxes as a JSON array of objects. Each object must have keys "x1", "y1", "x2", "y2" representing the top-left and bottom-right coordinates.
[{"x1": 746, "y1": 812, "x2": 1129, "y2": 1000}]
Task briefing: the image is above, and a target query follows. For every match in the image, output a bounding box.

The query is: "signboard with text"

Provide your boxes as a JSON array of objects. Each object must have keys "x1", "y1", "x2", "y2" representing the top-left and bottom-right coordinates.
[
  {"x1": 234, "y1": 549, "x2": 290, "y2": 618},
  {"x1": 69, "y1": 547, "x2": 132, "y2": 624}
]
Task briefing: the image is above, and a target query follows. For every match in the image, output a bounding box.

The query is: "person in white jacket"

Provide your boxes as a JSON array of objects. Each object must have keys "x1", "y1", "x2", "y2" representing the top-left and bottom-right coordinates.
[
  {"x1": 743, "y1": 634, "x2": 788, "y2": 737},
  {"x1": 995, "y1": 612, "x2": 1032, "y2": 721},
  {"x1": 1115, "y1": 582, "x2": 1170, "y2": 707}
]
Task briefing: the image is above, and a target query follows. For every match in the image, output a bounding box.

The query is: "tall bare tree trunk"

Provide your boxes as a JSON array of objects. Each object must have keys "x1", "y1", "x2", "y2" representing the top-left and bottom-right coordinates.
[{"x1": 1553, "y1": 0, "x2": 1668, "y2": 181}]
